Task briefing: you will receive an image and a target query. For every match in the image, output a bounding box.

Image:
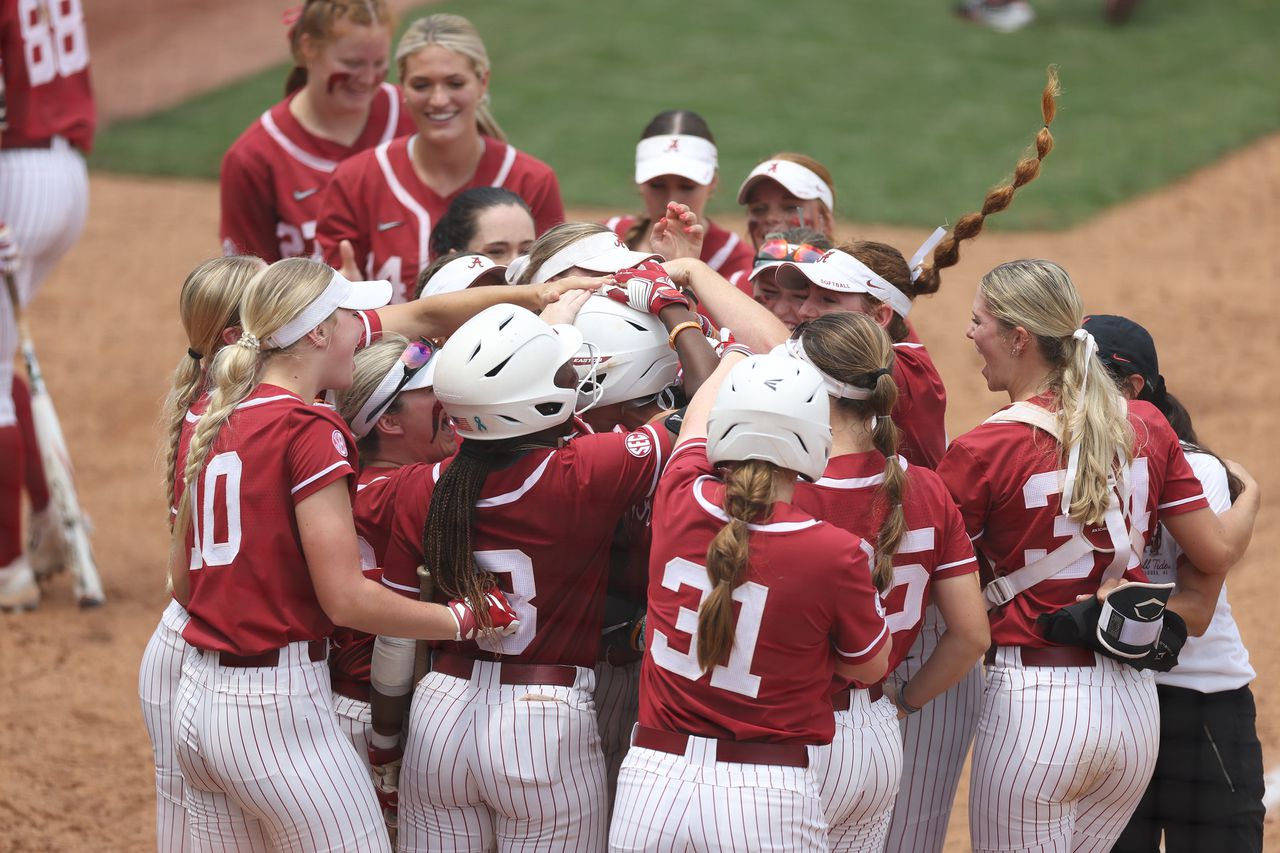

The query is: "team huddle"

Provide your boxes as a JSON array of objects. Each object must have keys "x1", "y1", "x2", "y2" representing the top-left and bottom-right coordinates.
[{"x1": 130, "y1": 4, "x2": 1264, "y2": 853}]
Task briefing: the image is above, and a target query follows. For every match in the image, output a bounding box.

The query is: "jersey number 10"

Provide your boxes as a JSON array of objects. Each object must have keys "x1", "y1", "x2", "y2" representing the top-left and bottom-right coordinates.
[{"x1": 19, "y1": 0, "x2": 89, "y2": 87}]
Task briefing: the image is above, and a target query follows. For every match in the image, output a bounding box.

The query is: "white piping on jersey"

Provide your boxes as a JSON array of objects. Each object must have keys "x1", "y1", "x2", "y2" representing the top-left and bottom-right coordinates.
[
  {"x1": 381, "y1": 576, "x2": 419, "y2": 594},
  {"x1": 356, "y1": 475, "x2": 390, "y2": 492},
  {"x1": 377, "y1": 83, "x2": 400, "y2": 145},
  {"x1": 937, "y1": 556, "x2": 978, "y2": 572},
  {"x1": 491, "y1": 143, "x2": 517, "y2": 187},
  {"x1": 476, "y1": 453, "x2": 554, "y2": 507},
  {"x1": 812, "y1": 455, "x2": 908, "y2": 489},
  {"x1": 291, "y1": 460, "x2": 352, "y2": 495},
  {"x1": 260, "y1": 111, "x2": 339, "y2": 173},
  {"x1": 640, "y1": 424, "x2": 665, "y2": 498},
  {"x1": 691, "y1": 475, "x2": 822, "y2": 533},
  {"x1": 236, "y1": 394, "x2": 299, "y2": 411},
  {"x1": 1158, "y1": 492, "x2": 1207, "y2": 510},
  {"x1": 894, "y1": 342, "x2": 925, "y2": 350},
  {"x1": 375, "y1": 137, "x2": 432, "y2": 275},
  {"x1": 707, "y1": 230, "x2": 740, "y2": 272},
  {"x1": 835, "y1": 621, "x2": 890, "y2": 660}
]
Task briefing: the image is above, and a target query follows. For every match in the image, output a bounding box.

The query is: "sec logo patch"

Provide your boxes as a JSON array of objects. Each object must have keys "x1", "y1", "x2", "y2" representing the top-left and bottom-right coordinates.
[
  {"x1": 625, "y1": 431, "x2": 653, "y2": 458},
  {"x1": 331, "y1": 429, "x2": 349, "y2": 457}
]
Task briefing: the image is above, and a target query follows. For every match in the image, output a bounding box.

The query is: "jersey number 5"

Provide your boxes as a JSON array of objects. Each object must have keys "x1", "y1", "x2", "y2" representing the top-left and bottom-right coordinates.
[
  {"x1": 649, "y1": 557, "x2": 769, "y2": 699},
  {"x1": 19, "y1": 0, "x2": 89, "y2": 87}
]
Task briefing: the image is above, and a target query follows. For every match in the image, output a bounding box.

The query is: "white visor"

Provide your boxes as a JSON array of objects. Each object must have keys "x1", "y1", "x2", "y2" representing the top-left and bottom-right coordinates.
[
  {"x1": 530, "y1": 232, "x2": 660, "y2": 284},
  {"x1": 267, "y1": 270, "x2": 392, "y2": 349},
  {"x1": 349, "y1": 352, "x2": 439, "y2": 439},
  {"x1": 419, "y1": 255, "x2": 508, "y2": 298},
  {"x1": 737, "y1": 159, "x2": 835, "y2": 212},
  {"x1": 505, "y1": 254, "x2": 531, "y2": 284},
  {"x1": 776, "y1": 338, "x2": 874, "y2": 400},
  {"x1": 776, "y1": 250, "x2": 913, "y2": 318},
  {"x1": 635, "y1": 134, "x2": 718, "y2": 186}
]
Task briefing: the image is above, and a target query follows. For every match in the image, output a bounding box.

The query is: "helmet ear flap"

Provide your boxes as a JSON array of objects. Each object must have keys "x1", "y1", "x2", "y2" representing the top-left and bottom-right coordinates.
[{"x1": 572, "y1": 298, "x2": 679, "y2": 409}]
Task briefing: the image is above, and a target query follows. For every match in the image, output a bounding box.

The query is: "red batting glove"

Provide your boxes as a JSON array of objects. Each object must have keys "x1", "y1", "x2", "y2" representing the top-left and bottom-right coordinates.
[
  {"x1": 0, "y1": 223, "x2": 20, "y2": 276},
  {"x1": 448, "y1": 587, "x2": 521, "y2": 641},
  {"x1": 367, "y1": 743, "x2": 402, "y2": 828},
  {"x1": 603, "y1": 260, "x2": 690, "y2": 315}
]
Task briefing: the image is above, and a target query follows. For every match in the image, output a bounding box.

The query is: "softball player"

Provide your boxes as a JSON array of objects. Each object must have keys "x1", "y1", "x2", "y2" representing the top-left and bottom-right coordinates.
[
  {"x1": 317, "y1": 13, "x2": 565, "y2": 303},
  {"x1": 737, "y1": 153, "x2": 836, "y2": 250},
  {"x1": 609, "y1": 352, "x2": 891, "y2": 852},
  {"x1": 220, "y1": 0, "x2": 412, "y2": 263},
  {"x1": 786, "y1": 312, "x2": 988, "y2": 852},
  {"x1": 0, "y1": 0, "x2": 94, "y2": 609},
  {"x1": 370, "y1": 302, "x2": 679, "y2": 852},
  {"x1": 936, "y1": 259, "x2": 1260, "y2": 852},
  {"x1": 431, "y1": 186, "x2": 536, "y2": 266},
  {"x1": 606, "y1": 110, "x2": 754, "y2": 291},
  {"x1": 747, "y1": 227, "x2": 833, "y2": 329},
  {"x1": 167, "y1": 257, "x2": 519, "y2": 851},
  {"x1": 1083, "y1": 315, "x2": 1264, "y2": 853}
]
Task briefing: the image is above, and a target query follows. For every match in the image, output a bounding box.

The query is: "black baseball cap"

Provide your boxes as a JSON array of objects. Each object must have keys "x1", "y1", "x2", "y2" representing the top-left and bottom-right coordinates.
[{"x1": 1082, "y1": 314, "x2": 1163, "y2": 398}]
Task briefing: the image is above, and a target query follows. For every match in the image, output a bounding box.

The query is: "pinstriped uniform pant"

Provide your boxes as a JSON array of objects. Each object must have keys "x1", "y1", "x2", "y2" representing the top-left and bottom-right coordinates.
[
  {"x1": 814, "y1": 691, "x2": 904, "y2": 852},
  {"x1": 138, "y1": 599, "x2": 193, "y2": 853},
  {"x1": 594, "y1": 658, "x2": 642, "y2": 809},
  {"x1": 969, "y1": 648, "x2": 1160, "y2": 853},
  {"x1": 610, "y1": 736, "x2": 829, "y2": 852},
  {"x1": 172, "y1": 642, "x2": 388, "y2": 852},
  {"x1": 399, "y1": 662, "x2": 607, "y2": 853}
]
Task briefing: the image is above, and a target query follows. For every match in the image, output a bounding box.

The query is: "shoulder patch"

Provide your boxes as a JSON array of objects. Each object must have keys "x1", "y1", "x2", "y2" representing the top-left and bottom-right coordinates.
[
  {"x1": 625, "y1": 431, "x2": 654, "y2": 458},
  {"x1": 331, "y1": 429, "x2": 349, "y2": 458}
]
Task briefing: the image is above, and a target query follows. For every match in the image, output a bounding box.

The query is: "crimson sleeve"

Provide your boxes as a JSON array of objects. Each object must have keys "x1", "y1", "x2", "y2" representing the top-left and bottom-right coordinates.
[
  {"x1": 219, "y1": 144, "x2": 280, "y2": 261},
  {"x1": 936, "y1": 439, "x2": 991, "y2": 542},
  {"x1": 934, "y1": 491, "x2": 979, "y2": 580},
  {"x1": 1151, "y1": 420, "x2": 1209, "y2": 518},
  {"x1": 574, "y1": 425, "x2": 674, "y2": 512},
  {"x1": 830, "y1": 539, "x2": 891, "y2": 664},
  {"x1": 377, "y1": 467, "x2": 436, "y2": 599},
  {"x1": 286, "y1": 409, "x2": 356, "y2": 504},
  {"x1": 316, "y1": 161, "x2": 369, "y2": 269}
]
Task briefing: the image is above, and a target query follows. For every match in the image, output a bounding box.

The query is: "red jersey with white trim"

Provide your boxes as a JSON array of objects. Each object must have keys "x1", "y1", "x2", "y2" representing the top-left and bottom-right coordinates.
[
  {"x1": 639, "y1": 441, "x2": 890, "y2": 745},
  {"x1": 892, "y1": 341, "x2": 947, "y2": 469},
  {"x1": 219, "y1": 83, "x2": 411, "y2": 263},
  {"x1": 608, "y1": 215, "x2": 754, "y2": 295},
  {"x1": 937, "y1": 396, "x2": 1209, "y2": 647},
  {"x1": 179, "y1": 385, "x2": 358, "y2": 656},
  {"x1": 794, "y1": 452, "x2": 976, "y2": 676},
  {"x1": 0, "y1": 0, "x2": 95, "y2": 151},
  {"x1": 379, "y1": 425, "x2": 673, "y2": 667},
  {"x1": 317, "y1": 134, "x2": 565, "y2": 303}
]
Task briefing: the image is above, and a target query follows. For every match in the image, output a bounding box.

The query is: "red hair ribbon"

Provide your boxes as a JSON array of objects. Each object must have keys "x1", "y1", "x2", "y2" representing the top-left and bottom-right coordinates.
[{"x1": 282, "y1": 5, "x2": 303, "y2": 27}]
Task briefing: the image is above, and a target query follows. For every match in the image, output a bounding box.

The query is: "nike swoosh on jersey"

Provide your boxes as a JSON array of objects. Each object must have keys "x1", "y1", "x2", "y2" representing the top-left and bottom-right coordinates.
[
  {"x1": 377, "y1": 220, "x2": 403, "y2": 232},
  {"x1": 292, "y1": 187, "x2": 319, "y2": 201}
]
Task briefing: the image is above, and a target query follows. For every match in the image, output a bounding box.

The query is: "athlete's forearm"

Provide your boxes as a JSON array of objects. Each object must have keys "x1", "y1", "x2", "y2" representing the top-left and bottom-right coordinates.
[
  {"x1": 671, "y1": 259, "x2": 789, "y2": 352},
  {"x1": 659, "y1": 305, "x2": 719, "y2": 399},
  {"x1": 332, "y1": 580, "x2": 458, "y2": 641},
  {"x1": 900, "y1": 627, "x2": 988, "y2": 708},
  {"x1": 1167, "y1": 560, "x2": 1226, "y2": 637}
]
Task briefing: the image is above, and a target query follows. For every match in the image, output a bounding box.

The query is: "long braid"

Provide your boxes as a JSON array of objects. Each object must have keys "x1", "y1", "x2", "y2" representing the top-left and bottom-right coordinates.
[
  {"x1": 914, "y1": 65, "x2": 1060, "y2": 295},
  {"x1": 867, "y1": 374, "x2": 905, "y2": 594},
  {"x1": 696, "y1": 459, "x2": 777, "y2": 672},
  {"x1": 162, "y1": 354, "x2": 203, "y2": 526}
]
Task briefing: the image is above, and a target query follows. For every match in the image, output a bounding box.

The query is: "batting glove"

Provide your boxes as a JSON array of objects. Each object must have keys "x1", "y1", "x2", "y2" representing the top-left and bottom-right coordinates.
[
  {"x1": 0, "y1": 223, "x2": 20, "y2": 276},
  {"x1": 448, "y1": 588, "x2": 521, "y2": 642},
  {"x1": 603, "y1": 260, "x2": 690, "y2": 315},
  {"x1": 367, "y1": 743, "x2": 402, "y2": 836}
]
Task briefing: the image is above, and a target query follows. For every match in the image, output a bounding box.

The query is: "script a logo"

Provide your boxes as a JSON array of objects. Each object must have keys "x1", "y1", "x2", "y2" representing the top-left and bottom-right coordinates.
[
  {"x1": 766, "y1": 162, "x2": 779, "y2": 175},
  {"x1": 664, "y1": 139, "x2": 680, "y2": 153},
  {"x1": 468, "y1": 257, "x2": 485, "y2": 268},
  {"x1": 818, "y1": 250, "x2": 837, "y2": 263}
]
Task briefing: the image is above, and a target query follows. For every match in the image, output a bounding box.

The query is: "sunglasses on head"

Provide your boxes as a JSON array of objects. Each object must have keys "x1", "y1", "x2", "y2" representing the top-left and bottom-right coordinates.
[
  {"x1": 754, "y1": 238, "x2": 827, "y2": 265},
  {"x1": 365, "y1": 338, "x2": 436, "y2": 424}
]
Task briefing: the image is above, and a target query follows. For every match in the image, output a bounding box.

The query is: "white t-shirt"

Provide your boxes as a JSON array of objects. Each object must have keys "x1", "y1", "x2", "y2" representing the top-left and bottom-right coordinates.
[{"x1": 1144, "y1": 446, "x2": 1254, "y2": 692}]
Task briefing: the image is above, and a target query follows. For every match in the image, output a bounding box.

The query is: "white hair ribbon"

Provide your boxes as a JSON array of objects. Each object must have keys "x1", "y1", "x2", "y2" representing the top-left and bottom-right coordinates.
[
  {"x1": 1059, "y1": 328, "x2": 1097, "y2": 515},
  {"x1": 908, "y1": 226, "x2": 948, "y2": 283},
  {"x1": 782, "y1": 337, "x2": 873, "y2": 400}
]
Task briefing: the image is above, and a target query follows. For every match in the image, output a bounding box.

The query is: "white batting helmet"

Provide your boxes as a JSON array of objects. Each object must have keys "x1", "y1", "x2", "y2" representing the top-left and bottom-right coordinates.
[
  {"x1": 572, "y1": 296, "x2": 679, "y2": 409},
  {"x1": 706, "y1": 353, "x2": 832, "y2": 482},
  {"x1": 432, "y1": 304, "x2": 586, "y2": 441}
]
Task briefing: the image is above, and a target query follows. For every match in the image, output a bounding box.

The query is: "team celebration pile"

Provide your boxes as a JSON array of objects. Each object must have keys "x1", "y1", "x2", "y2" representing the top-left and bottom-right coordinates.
[{"x1": 2, "y1": 2, "x2": 1266, "y2": 851}]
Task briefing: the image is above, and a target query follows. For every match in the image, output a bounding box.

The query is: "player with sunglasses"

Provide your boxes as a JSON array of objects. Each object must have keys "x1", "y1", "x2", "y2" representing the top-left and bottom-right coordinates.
[{"x1": 748, "y1": 228, "x2": 834, "y2": 329}]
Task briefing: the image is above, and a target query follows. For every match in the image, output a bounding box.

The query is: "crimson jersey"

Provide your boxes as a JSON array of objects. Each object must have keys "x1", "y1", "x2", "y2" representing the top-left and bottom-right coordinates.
[
  {"x1": 219, "y1": 83, "x2": 411, "y2": 263},
  {"x1": 639, "y1": 441, "x2": 890, "y2": 745},
  {"x1": 317, "y1": 134, "x2": 565, "y2": 303},
  {"x1": 0, "y1": 0, "x2": 94, "y2": 151},
  {"x1": 379, "y1": 425, "x2": 673, "y2": 668},
  {"x1": 178, "y1": 385, "x2": 358, "y2": 656},
  {"x1": 892, "y1": 341, "x2": 947, "y2": 469},
  {"x1": 607, "y1": 215, "x2": 754, "y2": 294},
  {"x1": 794, "y1": 452, "x2": 976, "y2": 677},
  {"x1": 937, "y1": 396, "x2": 1209, "y2": 648}
]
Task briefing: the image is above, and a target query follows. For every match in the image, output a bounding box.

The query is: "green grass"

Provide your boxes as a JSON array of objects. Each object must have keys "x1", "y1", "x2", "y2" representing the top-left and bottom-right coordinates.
[{"x1": 90, "y1": 0, "x2": 1279, "y2": 229}]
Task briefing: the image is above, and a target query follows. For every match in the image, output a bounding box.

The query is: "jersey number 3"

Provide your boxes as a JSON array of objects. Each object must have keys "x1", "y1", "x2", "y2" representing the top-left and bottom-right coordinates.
[
  {"x1": 649, "y1": 557, "x2": 769, "y2": 699},
  {"x1": 19, "y1": 0, "x2": 89, "y2": 87}
]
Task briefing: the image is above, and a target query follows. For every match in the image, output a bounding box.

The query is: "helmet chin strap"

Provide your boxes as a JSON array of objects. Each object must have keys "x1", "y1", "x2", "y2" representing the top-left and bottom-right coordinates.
[{"x1": 573, "y1": 342, "x2": 605, "y2": 415}]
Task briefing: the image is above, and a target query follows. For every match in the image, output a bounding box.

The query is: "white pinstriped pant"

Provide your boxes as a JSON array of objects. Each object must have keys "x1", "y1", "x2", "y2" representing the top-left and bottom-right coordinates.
[
  {"x1": 610, "y1": 736, "x2": 829, "y2": 852},
  {"x1": 334, "y1": 692, "x2": 373, "y2": 773},
  {"x1": 970, "y1": 648, "x2": 1160, "y2": 853},
  {"x1": 813, "y1": 691, "x2": 904, "y2": 852},
  {"x1": 399, "y1": 662, "x2": 607, "y2": 853},
  {"x1": 138, "y1": 599, "x2": 193, "y2": 853},
  {"x1": 594, "y1": 658, "x2": 642, "y2": 808},
  {"x1": 0, "y1": 139, "x2": 88, "y2": 426},
  {"x1": 172, "y1": 642, "x2": 389, "y2": 852},
  {"x1": 885, "y1": 606, "x2": 985, "y2": 853}
]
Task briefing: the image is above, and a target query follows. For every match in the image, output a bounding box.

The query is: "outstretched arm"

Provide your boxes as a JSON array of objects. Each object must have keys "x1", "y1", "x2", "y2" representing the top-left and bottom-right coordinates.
[{"x1": 664, "y1": 258, "x2": 789, "y2": 353}]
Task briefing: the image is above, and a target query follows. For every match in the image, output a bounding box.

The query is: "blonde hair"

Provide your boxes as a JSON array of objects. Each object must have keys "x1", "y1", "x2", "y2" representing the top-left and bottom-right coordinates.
[
  {"x1": 172, "y1": 258, "x2": 338, "y2": 546},
  {"x1": 286, "y1": 0, "x2": 394, "y2": 95},
  {"x1": 161, "y1": 256, "x2": 264, "y2": 522},
  {"x1": 795, "y1": 312, "x2": 901, "y2": 593},
  {"x1": 335, "y1": 333, "x2": 410, "y2": 456},
  {"x1": 980, "y1": 259, "x2": 1133, "y2": 525},
  {"x1": 696, "y1": 459, "x2": 781, "y2": 672},
  {"x1": 515, "y1": 221, "x2": 609, "y2": 284},
  {"x1": 395, "y1": 14, "x2": 505, "y2": 142}
]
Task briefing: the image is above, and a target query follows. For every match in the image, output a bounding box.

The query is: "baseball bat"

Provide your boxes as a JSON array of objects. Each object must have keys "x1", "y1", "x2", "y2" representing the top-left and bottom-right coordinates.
[{"x1": 3, "y1": 272, "x2": 105, "y2": 607}]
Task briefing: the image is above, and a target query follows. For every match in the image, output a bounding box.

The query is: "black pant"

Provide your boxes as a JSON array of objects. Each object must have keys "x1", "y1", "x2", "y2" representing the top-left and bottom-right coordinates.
[{"x1": 1114, "y1": 683, "x2": 1264, "y2": 853}]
